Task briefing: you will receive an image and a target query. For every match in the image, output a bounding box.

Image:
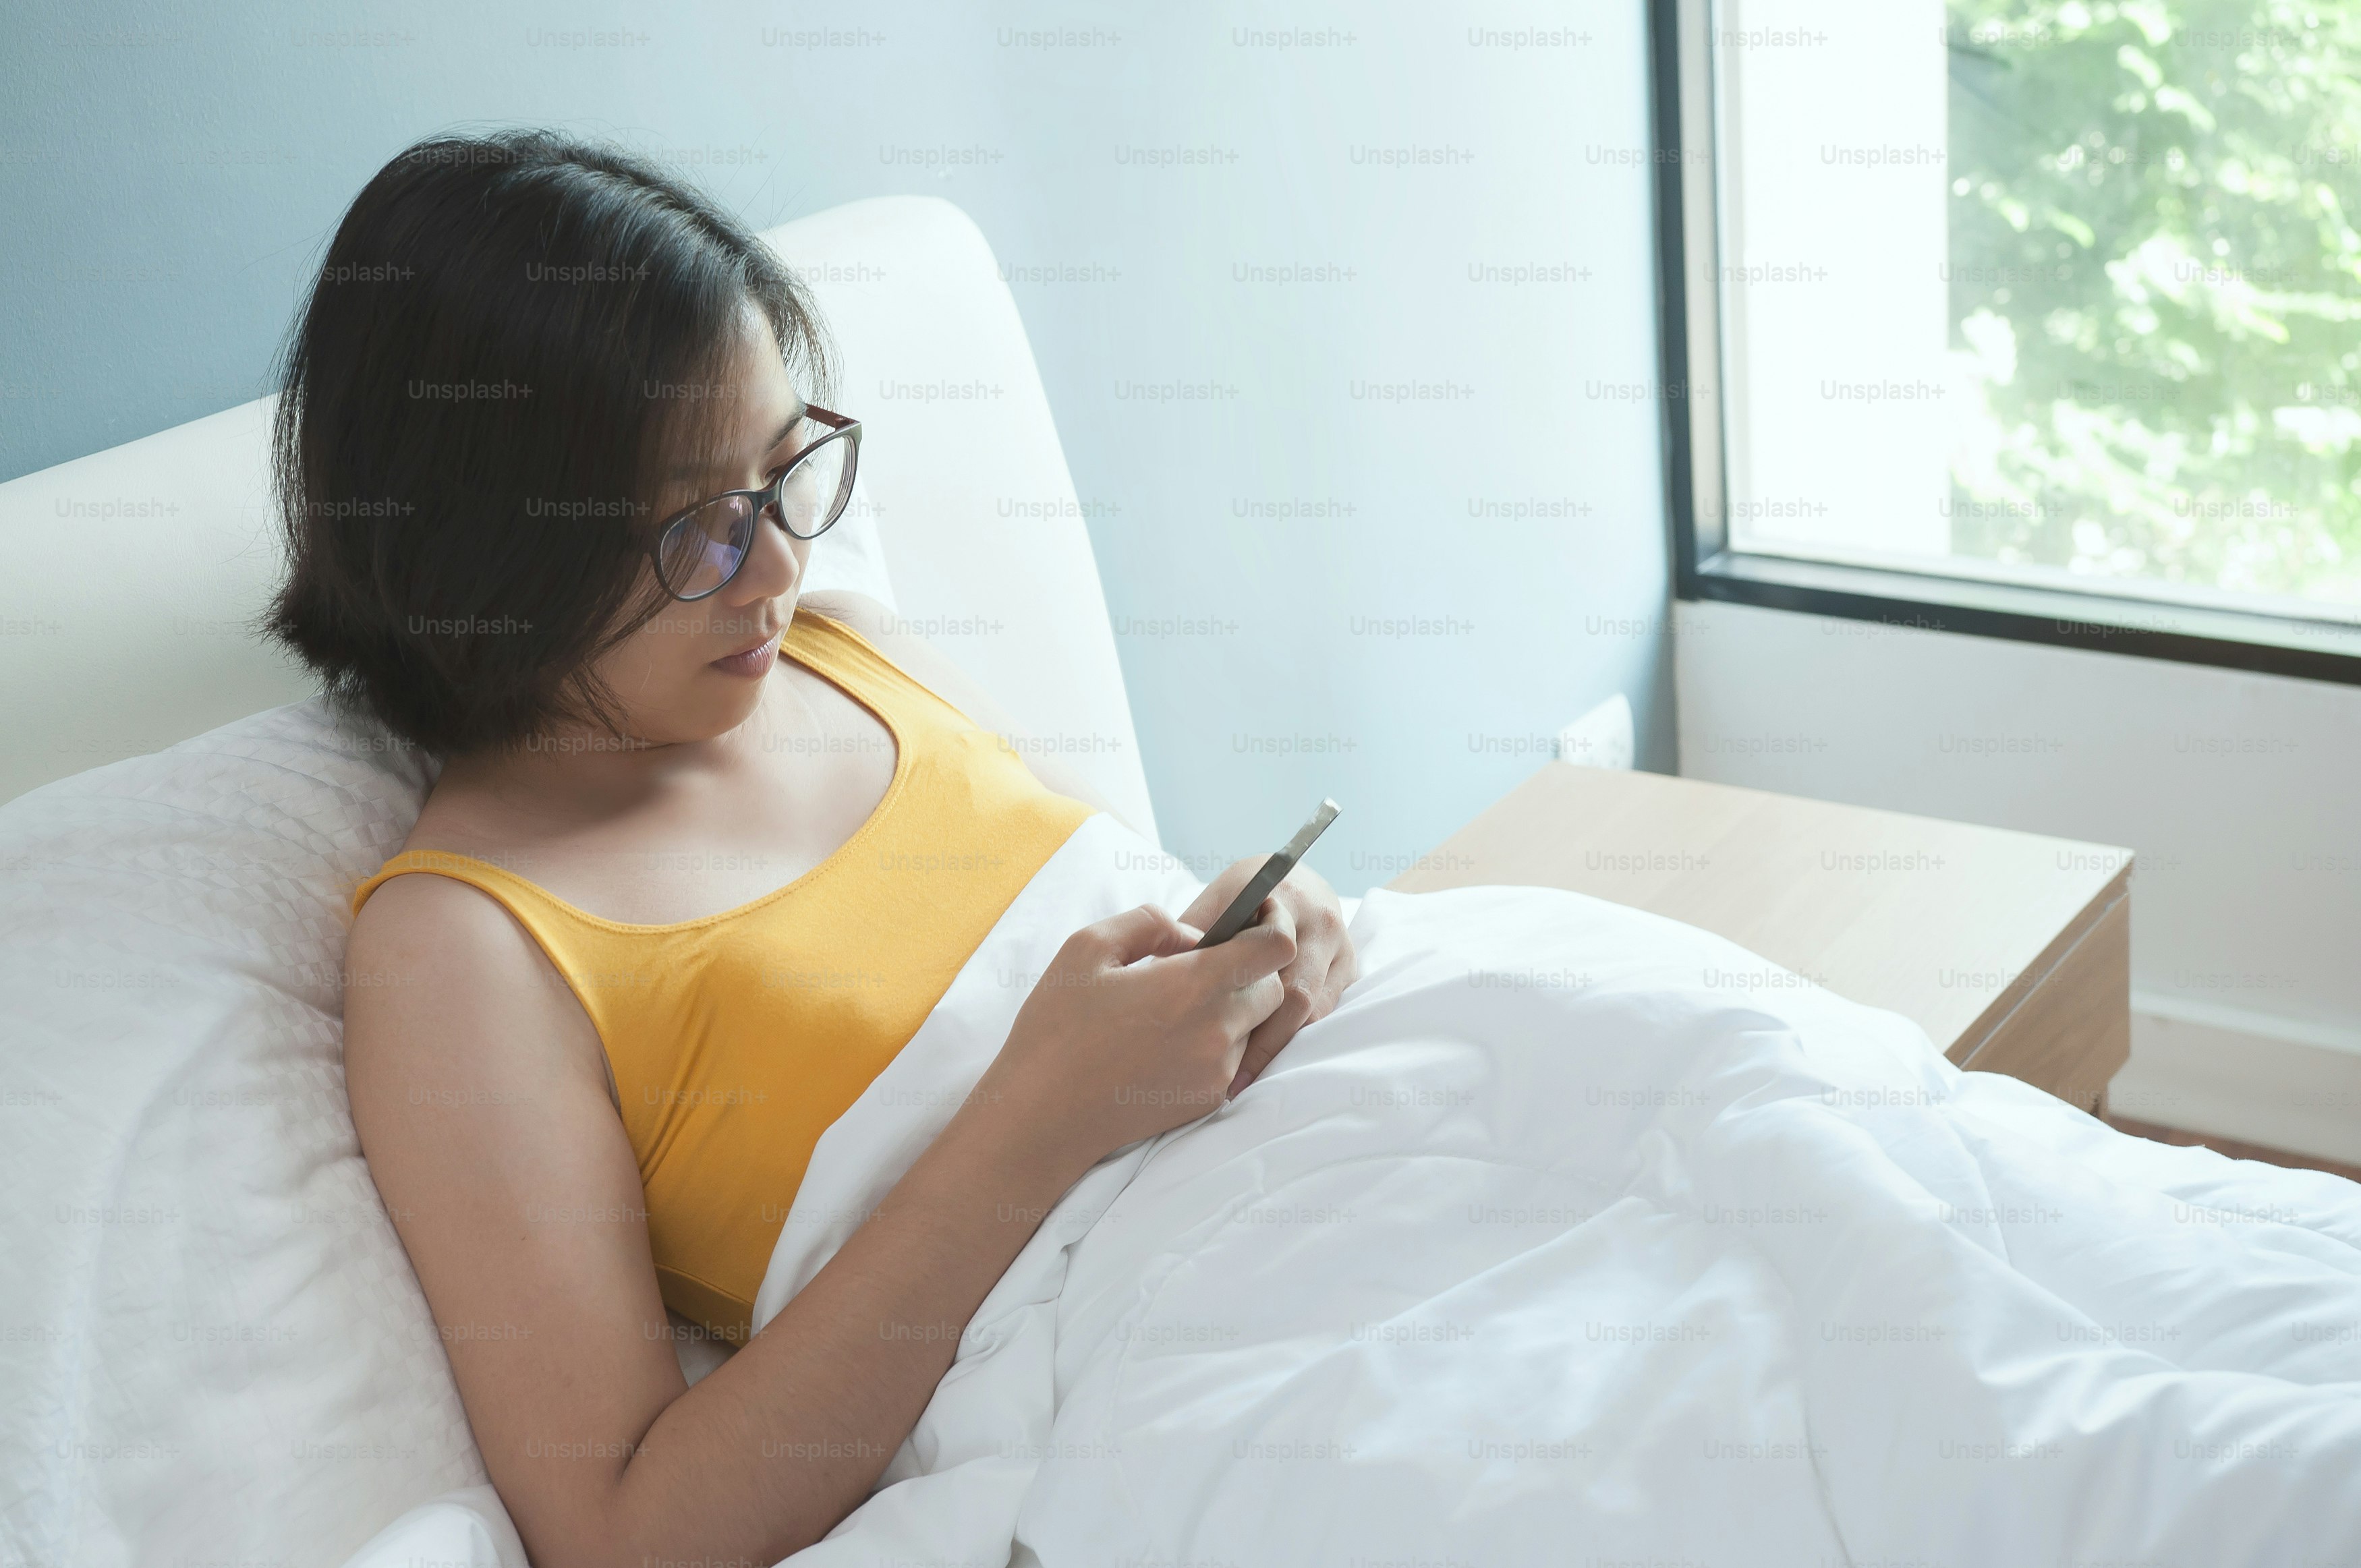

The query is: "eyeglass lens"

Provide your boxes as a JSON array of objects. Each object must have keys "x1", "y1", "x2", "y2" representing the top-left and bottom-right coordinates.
[{"x1": 656, "y1": 427, "x2": 855, "y2": 598}]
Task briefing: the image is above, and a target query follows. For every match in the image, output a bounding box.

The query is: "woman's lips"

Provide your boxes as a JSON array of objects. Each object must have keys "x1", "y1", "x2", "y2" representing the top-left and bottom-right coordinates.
[{"x1": 708, "y1": 635, "x2": 779, "y2": 678}]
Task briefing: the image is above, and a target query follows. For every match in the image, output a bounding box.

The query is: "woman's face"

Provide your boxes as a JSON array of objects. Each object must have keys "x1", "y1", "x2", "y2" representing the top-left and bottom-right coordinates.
[{"x1": 584, "y1": 303, "x2": 816, "y2": 747}]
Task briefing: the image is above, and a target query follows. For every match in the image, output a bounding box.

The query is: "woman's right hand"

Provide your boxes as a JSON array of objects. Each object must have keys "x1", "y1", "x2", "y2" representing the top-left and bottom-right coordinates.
[{"x1": 979, "y1": 902, "x2": 1298, "y2": 1172}]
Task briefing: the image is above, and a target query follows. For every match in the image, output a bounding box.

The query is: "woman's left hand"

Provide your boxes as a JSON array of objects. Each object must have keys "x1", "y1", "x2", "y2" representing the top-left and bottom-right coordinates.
[{"x1": 1178, "y1": 860, "x2": 1359, "y2": 1097}]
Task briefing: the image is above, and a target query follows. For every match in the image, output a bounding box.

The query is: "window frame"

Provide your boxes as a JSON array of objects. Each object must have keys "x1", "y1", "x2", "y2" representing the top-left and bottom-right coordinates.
[{"x1": 1646, "y1": 0, "x2": 2361, "y2": 687}]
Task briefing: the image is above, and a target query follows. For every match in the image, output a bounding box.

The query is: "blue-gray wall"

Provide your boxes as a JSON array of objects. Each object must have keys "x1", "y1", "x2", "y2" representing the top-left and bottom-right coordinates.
[{"x1": 0, "y1": 1, "x2": 1672, "y2": 890}]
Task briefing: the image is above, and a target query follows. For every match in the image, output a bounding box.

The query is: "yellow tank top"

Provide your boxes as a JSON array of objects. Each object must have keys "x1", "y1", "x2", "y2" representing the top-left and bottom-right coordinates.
[{"x1": 349, "y1": 607, "x2": 1095, "y2": 1341}]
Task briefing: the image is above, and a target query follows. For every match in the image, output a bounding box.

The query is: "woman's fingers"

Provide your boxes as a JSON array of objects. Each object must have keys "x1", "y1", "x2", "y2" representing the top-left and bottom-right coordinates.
[
  {"x1": 1094, "y1": 863, "x2": 1357, "y2": 1105},
  {"x1": 1174, "y1": 859, "x2": 1255, "y2": 937},
  {"x1": 1081, "y1": 902, "x2": 1200, "y2": 969},
  {"x1": 1228, "y1": 883, "x2": 1357, "y2": 1095},
  {"x1": 1288, "y1": 889, "x2": 1350, "y2": 1019},
  {"x1": 1232, "y1": 975, "x2": 1316, "y2": 1095}
]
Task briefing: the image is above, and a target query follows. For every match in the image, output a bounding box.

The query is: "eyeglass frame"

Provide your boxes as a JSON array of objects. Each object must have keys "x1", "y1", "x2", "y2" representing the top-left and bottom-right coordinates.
[{"x1": 647, "y1": 404, "x2": 862, "y2": 602}]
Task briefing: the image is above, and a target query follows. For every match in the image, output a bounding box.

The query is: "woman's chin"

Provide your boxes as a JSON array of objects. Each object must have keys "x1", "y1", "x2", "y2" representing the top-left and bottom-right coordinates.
[{"x1": 679, "y1": 670, "x2": 774, "y2": 743}]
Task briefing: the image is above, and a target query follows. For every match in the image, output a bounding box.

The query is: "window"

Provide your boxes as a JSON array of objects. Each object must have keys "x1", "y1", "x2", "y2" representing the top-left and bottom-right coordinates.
[{"x1": 1655, "y1": 0, "x2": 2361, "y2": 681}]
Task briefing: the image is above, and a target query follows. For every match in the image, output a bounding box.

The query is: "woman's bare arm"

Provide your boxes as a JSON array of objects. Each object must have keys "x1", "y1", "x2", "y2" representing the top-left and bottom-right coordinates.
[{"x1": 343, "y1": 869, "x2": 1293, "y2": 1568}]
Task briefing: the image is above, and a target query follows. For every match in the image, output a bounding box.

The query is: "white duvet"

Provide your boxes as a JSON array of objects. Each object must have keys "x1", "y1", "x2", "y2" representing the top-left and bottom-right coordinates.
[{"x1": 753, "y1": 813, "x2": 2361, "y2": 1568}]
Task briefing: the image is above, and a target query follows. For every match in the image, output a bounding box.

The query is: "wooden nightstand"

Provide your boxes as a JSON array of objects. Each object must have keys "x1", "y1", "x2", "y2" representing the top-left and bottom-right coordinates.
[{"x1": 1384, "y1": 763, "x2": 2132, "y2": 1113}]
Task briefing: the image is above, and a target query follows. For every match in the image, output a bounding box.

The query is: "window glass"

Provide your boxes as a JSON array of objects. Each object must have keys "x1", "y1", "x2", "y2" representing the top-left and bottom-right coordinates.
[{"x1": 1713, "y1": 1, "x2": 2361, "y2": 621}]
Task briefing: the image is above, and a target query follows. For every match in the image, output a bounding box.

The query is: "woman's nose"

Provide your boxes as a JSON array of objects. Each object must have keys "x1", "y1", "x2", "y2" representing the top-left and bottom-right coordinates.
[{"x1": 723, "y1": 504, "x2": 799, "y2": 604}]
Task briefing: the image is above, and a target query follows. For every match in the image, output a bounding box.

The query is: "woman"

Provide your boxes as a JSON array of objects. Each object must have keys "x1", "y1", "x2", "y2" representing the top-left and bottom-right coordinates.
[{"x1": 283, "y1": 131, "x2": 1357, "y2": 1568}]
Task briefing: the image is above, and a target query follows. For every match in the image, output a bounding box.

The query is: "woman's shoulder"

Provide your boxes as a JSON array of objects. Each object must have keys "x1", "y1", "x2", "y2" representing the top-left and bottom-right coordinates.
[
  {"x1": 353, "y1": 791, "x2": 543, "y2": 912},
  {"x1": 789, "y1": 589, "x2": 960, "y2": 718},
  {"x1": 347, "y1": 858, "x2": 559, "y2": 1004},
  {"x1": 343, "y1": 860, "x2": 613, "y2": 1108},
  {"x1": 358, "y1": 744, "x2": 577, "y2": 912},
  {"x1": 790, "y1": 589, "x2": 899, "y2": 668},
  {"x1": 791, "y1": 589, "x2": 984, "y2": 720},
  {"x1": 793, "y1": 587, "x2": 1125, "y2": 827},
  {"x1": 349, "y1": 790, "x2": 579, "y2": 1014}
]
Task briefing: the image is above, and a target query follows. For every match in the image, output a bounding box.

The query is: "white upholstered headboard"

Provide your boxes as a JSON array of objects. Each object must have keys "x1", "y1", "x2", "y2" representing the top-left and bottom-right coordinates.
[{"x1": 0, "y1": 195, "x2": 1158, "y2": 843}]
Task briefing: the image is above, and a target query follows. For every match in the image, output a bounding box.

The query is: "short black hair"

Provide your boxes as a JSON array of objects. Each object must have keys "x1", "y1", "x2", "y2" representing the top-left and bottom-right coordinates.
[{"x1": 266, "y1": 128, "x2": 831, "y2": 757}]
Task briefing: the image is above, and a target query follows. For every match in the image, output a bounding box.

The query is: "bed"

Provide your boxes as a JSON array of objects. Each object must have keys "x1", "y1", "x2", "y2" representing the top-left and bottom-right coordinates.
[{"x1": 4, "y1": 198, "x2": 2357, "y2": 1568}]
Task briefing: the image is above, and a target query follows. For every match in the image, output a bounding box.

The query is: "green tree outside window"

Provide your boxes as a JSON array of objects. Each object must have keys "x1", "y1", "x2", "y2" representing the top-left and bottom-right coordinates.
[{"x1": 1947, "y1": 0, "x2": 2361, "y2": 609}]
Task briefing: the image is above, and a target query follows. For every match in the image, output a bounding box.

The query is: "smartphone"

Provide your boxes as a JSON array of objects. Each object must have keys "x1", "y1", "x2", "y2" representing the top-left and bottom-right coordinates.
[{"x1": 1191, "y1": 798, "x2": 1341, "y2": 949}]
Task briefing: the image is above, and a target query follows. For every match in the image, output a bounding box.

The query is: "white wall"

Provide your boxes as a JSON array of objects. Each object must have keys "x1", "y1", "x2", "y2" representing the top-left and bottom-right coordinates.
[
  {"x1": 1678, "y1": 598, "x2": 2361, "y2": 1163},
  {"x1": 0, "y1": 1, "x2": 1674, "y2": 889}
]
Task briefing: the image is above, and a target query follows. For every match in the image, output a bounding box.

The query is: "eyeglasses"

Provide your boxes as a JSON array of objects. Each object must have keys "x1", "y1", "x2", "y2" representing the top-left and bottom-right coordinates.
[{"x1": 649, "y1": 405, "x2": 861, "y2": 601}]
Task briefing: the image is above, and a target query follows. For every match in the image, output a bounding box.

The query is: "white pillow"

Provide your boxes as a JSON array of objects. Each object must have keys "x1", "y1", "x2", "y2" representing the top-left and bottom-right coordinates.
[
  {"x1": 0, "y1": 510, "x2": 896, "y2": 1562},
  {"x1": 0, "y1": 699, "x2": 479, "y2": 1565}
]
